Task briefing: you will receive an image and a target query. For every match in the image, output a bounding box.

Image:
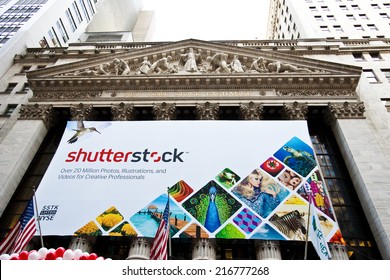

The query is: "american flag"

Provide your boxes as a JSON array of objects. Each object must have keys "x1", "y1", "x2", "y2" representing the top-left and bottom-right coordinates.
[
  {"x1": 150, "y1": 197, "x2": 170, "y2": 260},
  {"x1": 0, "y1": 199, "x2": 36, "y2": 254}
]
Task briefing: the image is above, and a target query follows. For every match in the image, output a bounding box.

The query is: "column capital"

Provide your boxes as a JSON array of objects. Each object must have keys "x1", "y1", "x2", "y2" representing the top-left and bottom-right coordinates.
[
  {"x1": 126, "y1": 237, "x2": 151, "y2": 260},
  {"x1": 280, "y1": 101, "x2": 308, "y2": 120},
  {"x1": 195, "y1": 102, "x2": 219, "y2": 120},
  {"x1": 69, "y1": 103, "x2": 97, "y2": 121},
  {"x1": 111, "y1": 102, "x2": 136, "y2": 121},
  {"x1": 192, "y1": 238, "x2": 216, "y2": 260},
  {"x1": 239, "y1": 102, "x2": 264, "y2": 120},
  {"x1": 18, "y1": 103, "x2": 56, "y2": 128},
  {"x1": 152, "y1": 102, "x2": 177, "y2": 120},
  {"x1": 325, "y1": 101, "x2": 365, "y2": 125}
]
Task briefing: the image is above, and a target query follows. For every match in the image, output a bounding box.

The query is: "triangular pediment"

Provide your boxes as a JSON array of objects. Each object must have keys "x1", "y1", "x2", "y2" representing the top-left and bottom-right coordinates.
[{"x1": 27, "y1": 39, "x2": 362, "y2": 92}]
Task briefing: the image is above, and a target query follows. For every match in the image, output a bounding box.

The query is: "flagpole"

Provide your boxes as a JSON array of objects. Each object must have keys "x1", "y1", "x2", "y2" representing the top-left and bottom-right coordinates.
[
  {"x1": 304, "y1": 191, "x2": 312, "y2": 260},
  {"x1": 32, "y1": 186, "x2": 44, "y2": 248},
  {"x1": 167, "y1": 187, "x2": 172, "y2": 260}
]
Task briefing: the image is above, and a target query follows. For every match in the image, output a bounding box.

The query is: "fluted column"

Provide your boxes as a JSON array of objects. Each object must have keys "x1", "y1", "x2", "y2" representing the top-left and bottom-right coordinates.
[
  {"x1": 328, "y1": 243, "x2": 349, "y2": 260},
  {"x1": 195, "y1": 102, "x2": 219, "y2": 120},
  {"x1": 126, "y1": 237, "x2": 151, "y2": 260},
  {"x1": 192, "y1": 239, "x2": 216, "y2": 260},
  {"x1": 111, "y1": 102, "x2": 136, "y2": 121},
  {"x1": 68, "y1": 236, "x2": 96, "y2": 253},
  {"x1": 0, "y1": 104, "x2": 56, "y2": 216},
  {"x1": 69, "y1": 103, "x2": 97, "y2": 121},
  {"x1": 239, "y1": 102, "x2": 264, "y2": 120},
  {"x1": 280, "y1": 101, "x2": 308, "y2": 120},
  {"x1": 255, "y1": 240, "x2": 282, "y2": 260},
  {"x1": 152, "y1": 102, "x2": 177, "y2": 120}
]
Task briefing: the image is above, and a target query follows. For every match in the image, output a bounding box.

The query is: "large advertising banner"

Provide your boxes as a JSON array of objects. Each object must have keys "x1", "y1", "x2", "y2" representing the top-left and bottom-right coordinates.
[{"x1": 35, "y1": 120, "x2": 344, "y2": 243}]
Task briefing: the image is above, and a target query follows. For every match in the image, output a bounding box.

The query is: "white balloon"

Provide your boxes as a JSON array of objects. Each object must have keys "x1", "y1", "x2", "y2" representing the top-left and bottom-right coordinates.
[
  {"x1": 96, "y1": 257, "x2": 104, "y2": 260},
  {"x1": 0, "y1": 254, "x2": 10, "y2": 260},
  {"x1": 10, "y1": 253, "x2": 19, "y2": 259},
  {"x1": 48, "y1": 248, "x2": 56, "y2": 253},
  {"x1": 28, "y1": 252, "x2": 40, "y2": 260},
  {"x1": 56, "y1": 257, "x2": 63, "y2": 260},
  {"x1": 105, "y1": 258, "x2": 112, "y2": 260},
  {"x1": 63, "y1": 249, "x2": 75, "y2": 260},
  {"x1": 73, "y1": 249, "x2": 82, "y2": 259},
  {"x1": 38, "y1": 247, "x2": 48, "y2": 259}
]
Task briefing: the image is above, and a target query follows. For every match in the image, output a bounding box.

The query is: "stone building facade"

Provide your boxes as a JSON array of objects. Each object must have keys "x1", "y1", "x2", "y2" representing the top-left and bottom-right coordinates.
[{"x1": 0, "y1": 38, "x2": 389, "y2": 260}]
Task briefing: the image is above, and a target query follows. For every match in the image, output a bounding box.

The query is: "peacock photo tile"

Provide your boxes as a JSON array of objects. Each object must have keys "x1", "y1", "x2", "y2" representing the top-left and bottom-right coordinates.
[
  {"x1": 182, "y1": 180, "x2": 242, "y2": 233},
  {"x1": 273, "y1": 136, "x2": 317, "y2": 178},
  {"x1": 231, "y1": 169, "x2": 290, "y2": 219},
  {"x1": 215, "y1": 167, "x2": 240, "y2": 189}
]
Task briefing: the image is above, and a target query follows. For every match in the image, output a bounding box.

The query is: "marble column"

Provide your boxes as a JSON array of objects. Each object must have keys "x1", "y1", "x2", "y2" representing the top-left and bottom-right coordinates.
[
  {"x1": 329, "y1": 243, "x2": 349, "y2": 260},
  {"x1": 0, "y1": 104, "x2": 54, "y2": 216},
  {"x1": 255, "y1": 240, "x2": 282, "y2": 260},
  {"x1": 126, "y1": 237, "x2": 151, "y2": 260},
  {"x1": 69, "y1": 236, "x2": 96, "y2": 253},
  {"x1": 192, "y1": 239, "x2": 216, "y2": 260}
]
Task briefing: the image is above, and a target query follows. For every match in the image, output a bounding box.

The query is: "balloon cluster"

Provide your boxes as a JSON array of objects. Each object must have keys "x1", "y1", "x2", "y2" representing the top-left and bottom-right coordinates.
[{"x1": 0, "y1": 247, "x2": 111, "y2": 260}]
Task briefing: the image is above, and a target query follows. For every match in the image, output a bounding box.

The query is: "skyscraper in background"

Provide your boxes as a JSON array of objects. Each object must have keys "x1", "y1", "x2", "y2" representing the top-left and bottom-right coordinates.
[
  {"x1": 267, "y1": 0, "x2": 390, "y2": 40},
  {"x1": 0, "y1": 0, "x2": 144, "y2": 77}
]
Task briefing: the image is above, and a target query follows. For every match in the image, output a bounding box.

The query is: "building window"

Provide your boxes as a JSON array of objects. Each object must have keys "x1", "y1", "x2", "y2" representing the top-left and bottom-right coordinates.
[
  {"x1": 381, "y1": 69, "x2": 390, "y2": 82},
  {"x1": 321, "y1": 6, "x2": 329, "y2": 11},
  {"x1": 20, "y1": 66, "x2": 31, "y2": 73},
  {"x1": 351, "y1": 5, "x2": 360, "y2": 10},
  {"x1": 309, "y1": 6, "x2": 318, "y2": 12},
  {"x1": 363, "y1": 70, "x2": 379, "y2": 83},
  {"x1": 367, "y1": 24, "x2": 378, "y2": 31},
  {"x1": 79, "y1": 0, "x2": 90, "y2": 21},
  {"x1": 370, "y1": 52, "x2": 382, "y2": 60},
  {"x1": 353, "y1": 52, "x2": 365, "y2": 61},
  {"x1": 3, "y1": 83, "x2": 17, "y2": 94},
  {"x1": 320, "y1": 25, "x2": 330, "y2": 32},
  {"x1": 359, "y1": 14, "x2": 369, "y2": 20},
  {"x1": 346, "y1": 14, "x2": 355, "y2": 20},
  {"x1": 334, "y1": 25, "x2": 343, "y2": 32},
  {"x1": 315, "y1": 15, "x2": 323, "y2": 21},
  {"x1": 56, "y1": 19, "x2": 69, "y2": 43},
  {"x1": 371, "y1": 4, "x2": 380, "y2": 9},
  {"x1": 354, "y1": 24, "x2": 364, "y2": 31},
  {"x1": 48, "y1": 29, "x2": 60, "y2": 47},
  {"x1": 327, "y1": 15, "x2": 336, "y2": 21},
  {"x1": 65, "y1": 9, "x2": 77, "y2": 32},
  {"x1": 17, "y1": 83, "x2": 29, "y2": 94},
  {"x1": 380, "y1": 13, "x2": 389, "y2": 19},
  {"x1": 339, "y1": 5, "x2": 348, "y2": 10},
  {"x1": 72, "y1": 1, "x2": 83, "y2": 23},
  {"x1": 4, "y1": 104, "x2": 17, "y2": 116}
]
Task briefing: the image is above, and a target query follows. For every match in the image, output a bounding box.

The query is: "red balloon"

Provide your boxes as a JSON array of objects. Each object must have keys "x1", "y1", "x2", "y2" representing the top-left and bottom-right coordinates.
[
  {"x1": 54, "y1": 247, "x2": 65, "y2": 258},
  {"x1": 10, "y1": 256, "x2": 19, "y2": 260},
  {"x1": 88, "y1": 253, "x2": 97, "y2": 260},
  {"x1": 19, "y1": 251, "x2": 29, "y2": 260},
  {"x1": 79, "y1": 255, "x2": 88, "y2": 260},
  {"x1": 45, "y1": 252, "x2": 56, "y2": 260}
]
